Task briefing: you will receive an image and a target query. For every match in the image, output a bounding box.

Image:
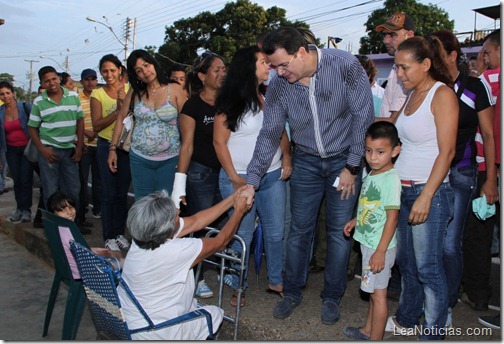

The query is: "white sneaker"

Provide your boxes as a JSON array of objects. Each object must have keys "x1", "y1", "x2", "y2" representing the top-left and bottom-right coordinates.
[
  {"x1": 196, "y1": 280, "x2": 214, "y2": 298},
  {"x1": 115, "y1": 235, "x2": 130, "y2": 250},
  {"x1": 105, "y1": 239, "x2": 121, "y2": 251},
  {"x1": 446, "y1": 307, "x2": 453, "y2": 328},
  {"x1": 385, "y1": 316, "x2": 412, "y2": 334}
]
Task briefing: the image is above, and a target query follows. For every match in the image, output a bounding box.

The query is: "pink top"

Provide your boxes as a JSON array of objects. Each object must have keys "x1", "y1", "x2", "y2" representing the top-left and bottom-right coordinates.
[{"x1": 4, "y1": 118, "x2": 29, "y2": 146}]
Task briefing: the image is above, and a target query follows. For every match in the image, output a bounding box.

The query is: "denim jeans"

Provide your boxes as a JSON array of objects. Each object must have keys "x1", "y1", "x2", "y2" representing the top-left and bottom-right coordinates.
[
  {"x1": 220, "y1": 167, "x2": 286, "y2": 289},
  {"x1": 186, "y1": 161, "x2": 226, "y2": 226},
  {"x1": 444, "y1": 165, "x2": 476, "y2": 308},
  {"x1": 97, "y1": 138, "x2": 131, "y2": 241},
  {"x1": 6, "y1": 145, "x2": 33, "y2": 212},
  {"x1": 37, "y1": 146, "x2": 81, "y2": 209},
  {"x1": 285, "y1": 148, "x2": 361, "y2": 303},
  {"x1": 129, "y1": 150, "x2": 178, "y2": 200},
  {"x1": 78, "y1": 146, "x2": 101, "y2": 221},
  {"x1": 395, "y1": 182, "x2": 454, "y2": 339},
  {"x1": 282, "y1": 179, "x2": 291, "y2": 270}
]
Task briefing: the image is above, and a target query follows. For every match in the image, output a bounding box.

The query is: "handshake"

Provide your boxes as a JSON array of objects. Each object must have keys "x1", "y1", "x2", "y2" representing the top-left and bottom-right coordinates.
[
  {"x1": 235, "y1": 184, "x2": 255, "y2": 213},
  {"x1": 170, "y1": 172, "x2": 255, "y2": 212}
]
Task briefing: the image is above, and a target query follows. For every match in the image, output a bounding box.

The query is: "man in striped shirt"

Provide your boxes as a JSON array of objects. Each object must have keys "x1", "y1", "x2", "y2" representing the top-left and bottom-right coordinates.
[
  {"x1": 246, "y1": 27, "x2": 374, "y2": 324},
  {"x1": 28, "y1": 66, "x2": 84, "y2": 209}
]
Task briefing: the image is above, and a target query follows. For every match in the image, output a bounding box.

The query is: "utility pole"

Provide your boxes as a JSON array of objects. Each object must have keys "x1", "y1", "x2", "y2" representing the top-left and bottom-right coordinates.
[
  {"x1": 25, "y1": 59, "x2": 38, "y2": 103},
  {"x1": 124, "y1": 17, "x2": 131, "y2": 63},
  {"x1": 132, "y1": 18, "x2": 137, "y2": 52}
]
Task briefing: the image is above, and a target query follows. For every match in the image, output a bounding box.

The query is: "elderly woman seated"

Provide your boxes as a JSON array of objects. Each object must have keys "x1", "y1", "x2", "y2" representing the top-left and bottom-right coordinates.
[{"x1": 117, "y1": 186, "x2": 253, "y2": 340}]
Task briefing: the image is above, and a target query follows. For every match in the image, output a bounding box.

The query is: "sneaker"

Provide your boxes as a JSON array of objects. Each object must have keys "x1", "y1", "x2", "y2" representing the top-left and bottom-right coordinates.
[
  {"x1": 384, "y1": 316, "x2": 413, "y2": 334},
  {"x1": 217, "y1": 274, "x2": 236, "y2": 288},
  {"x1": 321, "y1": 300, "x2": 340, "y2": 325},
  {"x1": 92, "y1": 212, "x2": 101, "y2": 219},
  {"x1": 196, "y1": 280, "x2": 214, "y2": 298},
  {"x1": 105, "y1": 239, "x2": 121, "y2": 251},
  {"x1": 478, "y1": 314, "x2": 500, "y2": 330},
  {"x1": 273, "y1": 296, "x2": 301, "y2": 319},
  {"x1": 21, "y1": 210, "x2": 31, "y2": 223},
  {"x1": 115, "y1": 235, "x2": 130, "y2": 250},
  {"x1": 446, "y1": 307, "x2": 453, "y2": 328},
  {"x1": 343, "y1": 326, "x2": 369, "y2": 340},
  {"x1": 10, "y1": 209, "x2": 23, "y2": 222}
]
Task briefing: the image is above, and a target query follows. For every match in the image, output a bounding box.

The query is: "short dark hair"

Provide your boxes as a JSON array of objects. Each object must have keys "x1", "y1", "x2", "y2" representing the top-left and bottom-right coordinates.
[
  {"x1": 59, "y1": 72, "x2": 71, "y2": 86},
  {"x1": 262, "y1": 27, "x2": 309, "y2": 55},
  {"x1": 38, "y1": 66, "x2": 58, "y2": 80},
  {"x1": 365, "y1": 121, "x2": 399, "y2": 147},
  {"x1": 47, "y1": 191, "x2": 76, "y2": 214},
  {"x1": 484, "y1": 29, "x2": 500, "y2": 47},
  {"x1": 169, "y1": 64, "x2": 186, "y2": 75}
]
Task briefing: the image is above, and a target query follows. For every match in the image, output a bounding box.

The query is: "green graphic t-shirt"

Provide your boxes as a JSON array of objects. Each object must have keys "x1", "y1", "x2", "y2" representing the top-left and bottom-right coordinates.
[{"x1": 354, "y1": 168, "x2": 401, "y2": 249}]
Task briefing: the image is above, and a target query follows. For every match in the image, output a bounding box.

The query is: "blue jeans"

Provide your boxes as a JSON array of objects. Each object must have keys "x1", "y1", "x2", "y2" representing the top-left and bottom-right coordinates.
[
  {"x1": 220, "y1": 168, "x2": 286, "y2": 289},
  {"x1": 282, "y1": 179, "x2": 291, "y2": 270},
  {"x1": 444, "y1": 165, "x2": 476, "y2": 308},
  {"x1": 395, "y1": 182, "x2": 454, "y2": 340},
  {"x1": 78, "y1": 146, "x2": 101, "y2": 221},
  {"x1": 37, "y1": 146, "x2": 81, "y2": 209},
  {"x1": 129, "y1": 150, "x2": 178, "y2": 200},
  {"x1": 285, "y1": 148, "x2": 361, "y2": 302},
  {"x1": 97, "y1": 138, "x2": 131, "y2": 241},
  {"x1": 186, "y1": 161, "x2": 225, "y2": 225},
  {"x1": 6, "y1": 145, "x2": 33, "y2": 212}
]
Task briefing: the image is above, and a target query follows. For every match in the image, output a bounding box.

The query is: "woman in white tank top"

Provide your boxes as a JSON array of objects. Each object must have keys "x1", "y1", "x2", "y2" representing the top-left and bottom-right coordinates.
[
  {"x1": 214, "y1": 46, "x2": 292, "y2": 307},
  {"x1": 381, "y1": 36, "x2": 458, "y2": 339}
]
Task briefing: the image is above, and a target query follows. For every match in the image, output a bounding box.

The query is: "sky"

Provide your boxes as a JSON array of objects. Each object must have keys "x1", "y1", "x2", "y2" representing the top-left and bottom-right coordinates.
[{"x1": 0, "y1": 0, "x2": 501, "y2": 92}]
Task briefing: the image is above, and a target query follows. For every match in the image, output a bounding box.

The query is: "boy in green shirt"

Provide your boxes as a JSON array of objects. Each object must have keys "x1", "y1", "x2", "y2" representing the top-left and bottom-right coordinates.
[{"x1": 343, "y1": 121, "x2": 401, "y2": 340}]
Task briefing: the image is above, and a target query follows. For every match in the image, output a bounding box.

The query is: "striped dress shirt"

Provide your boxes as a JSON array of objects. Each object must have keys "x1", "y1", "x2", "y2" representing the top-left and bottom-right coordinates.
[{"x1": 247, "y1": 46, "x2": 374, "y2": 188}]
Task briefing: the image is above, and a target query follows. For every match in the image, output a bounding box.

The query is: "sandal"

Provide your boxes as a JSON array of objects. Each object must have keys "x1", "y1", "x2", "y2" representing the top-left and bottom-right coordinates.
[
  {"x1": 267, "y1": 284, "x2": 284, "y2": 298},
  {"x1": 230, "y1": 291, "x2": 245, "y2": 307}
]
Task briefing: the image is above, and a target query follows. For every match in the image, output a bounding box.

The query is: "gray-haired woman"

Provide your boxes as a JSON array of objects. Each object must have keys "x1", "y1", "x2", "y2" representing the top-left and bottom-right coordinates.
[{"x1": 117, "y1": 185, "x2": 253, "y2": 340}]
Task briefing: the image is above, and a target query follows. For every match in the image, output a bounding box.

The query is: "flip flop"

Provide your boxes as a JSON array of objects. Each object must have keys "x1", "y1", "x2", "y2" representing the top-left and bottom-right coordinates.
[{"x1": 230, "y1": 291, "x2": 245, "y2": 307}]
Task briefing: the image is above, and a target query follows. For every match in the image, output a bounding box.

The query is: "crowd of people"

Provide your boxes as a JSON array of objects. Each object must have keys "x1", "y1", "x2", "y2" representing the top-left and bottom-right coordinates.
[{"x1": 0, "y1": 11, "x2": 500, "y2": 340}]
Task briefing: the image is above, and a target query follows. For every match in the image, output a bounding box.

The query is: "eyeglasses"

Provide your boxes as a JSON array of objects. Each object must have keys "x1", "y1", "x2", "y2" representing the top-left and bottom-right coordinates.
[{"x1": 276, "y1": 53, "x2": 297, "y2": 71}]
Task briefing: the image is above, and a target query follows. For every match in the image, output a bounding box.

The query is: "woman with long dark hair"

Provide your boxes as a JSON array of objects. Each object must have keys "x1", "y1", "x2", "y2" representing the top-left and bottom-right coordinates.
[
  {"x1": 108, "y1": 49, "x2": 186, "y2": 200},
  {"x1": 214, "y1": 45, "x2": 292, "y2": 307},
  {"x1": 92, "y1": 54, "x2": 131, "y2": 251}
]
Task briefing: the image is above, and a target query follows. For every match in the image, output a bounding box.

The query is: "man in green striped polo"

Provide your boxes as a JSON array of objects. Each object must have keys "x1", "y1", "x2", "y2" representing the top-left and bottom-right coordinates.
[{"x1": 28, "y1": 66, "x2": 84, "y2": 211}]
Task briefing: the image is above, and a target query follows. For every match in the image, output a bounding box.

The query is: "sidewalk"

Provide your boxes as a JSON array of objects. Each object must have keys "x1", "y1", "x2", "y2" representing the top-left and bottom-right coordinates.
[{"x1": 0, "y1": 179, "x2": 501, "y2": 340}]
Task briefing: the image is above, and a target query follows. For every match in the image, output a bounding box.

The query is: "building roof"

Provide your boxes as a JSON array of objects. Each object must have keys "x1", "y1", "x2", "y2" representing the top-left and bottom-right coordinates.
[{"x1": 472, "y1": 4, "x2": 500, "y2": 20}]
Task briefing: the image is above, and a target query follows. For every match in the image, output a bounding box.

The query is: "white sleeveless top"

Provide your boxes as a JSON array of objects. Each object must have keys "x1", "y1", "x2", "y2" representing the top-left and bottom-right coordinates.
[
  {"x1": 394, "y1": 81, "x2": 449, "y2": 183},
  {"x1": 227, "y1": 108, "x2": 282, "y2": 174}
]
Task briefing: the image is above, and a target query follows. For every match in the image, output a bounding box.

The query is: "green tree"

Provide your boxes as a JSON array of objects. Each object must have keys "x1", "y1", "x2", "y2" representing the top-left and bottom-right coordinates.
[
  {"x1": 155, "y1": 0, "x2": 308, "y2": 71},
  {"x1": 359, "y1": 0, "x2": 453, "y2": 54}
]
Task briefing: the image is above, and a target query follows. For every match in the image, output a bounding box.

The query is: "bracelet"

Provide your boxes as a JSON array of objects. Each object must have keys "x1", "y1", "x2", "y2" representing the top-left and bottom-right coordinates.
[
  {"x1": 109, "y1": 143, "x2": 117, "y2": 151},
  {"x1": 470, "y1": 69, "x2": 481, "y2": 76}
]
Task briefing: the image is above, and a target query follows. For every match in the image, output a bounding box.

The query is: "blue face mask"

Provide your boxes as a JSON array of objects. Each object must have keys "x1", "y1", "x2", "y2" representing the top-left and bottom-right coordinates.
[{"x1": 472, "y1": 195, "x2": 496, "y2": 221}]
